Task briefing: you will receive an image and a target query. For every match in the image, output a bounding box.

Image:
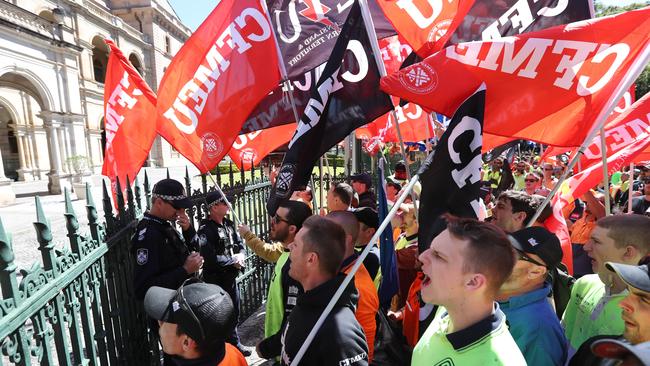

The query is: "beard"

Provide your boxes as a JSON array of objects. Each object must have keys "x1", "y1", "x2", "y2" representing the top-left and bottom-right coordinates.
[{"x1": 271, "y1": 226, "x2": 289, "y2": 242}]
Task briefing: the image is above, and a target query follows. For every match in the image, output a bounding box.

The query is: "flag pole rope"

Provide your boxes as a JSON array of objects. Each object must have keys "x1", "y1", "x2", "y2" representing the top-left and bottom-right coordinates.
[
  {"x1": 527, "y1": 42, "x2": 650, "y2": 226},
  {"x1": 290, "y1": 173, "x2": 421, "y2": 365}
]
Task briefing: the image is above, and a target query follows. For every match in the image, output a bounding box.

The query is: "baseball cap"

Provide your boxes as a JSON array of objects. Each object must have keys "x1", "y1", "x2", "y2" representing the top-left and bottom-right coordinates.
[
  {"x1": 386, "y1": 177, "x2": 402, "y2": 191},
  {"x1": 591, "y1": 339, "x2": 650, "y2": 365},
  {"x1": 353, "y1": 207, "x2": 379, "y2": 229},
  {"x1": 394, "y1": 161, "x2": 406, "y2": 172},
  {"x1": 350, "y1": 172, "x2": 372, "y2": 188},
  {"x1": 606, "y1": 261, "x2": 650, "y2": 292},
  {"x1": 509, "y1": 227, "x2": 563, "y2": 268},
  {"x1": 144, "y1": 282, "x2": 235, "y2": 343},
  {"x1": 152, "y1": 179, "x2": 193, "y2": 209},
  {"x1": 205, "y1": 190, "x2": 227, "y2": 208}
]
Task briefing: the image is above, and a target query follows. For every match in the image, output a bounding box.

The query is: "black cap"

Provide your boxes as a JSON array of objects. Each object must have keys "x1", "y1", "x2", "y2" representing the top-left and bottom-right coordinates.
[
  {"x1": 152, "y1": 179, "x2": 192, "y2": 209},
  {"x1": 509, "y1": 227, "x2": 563, "y2": 268},
  {"x1": 205, "y1": 190, "x2": 227, "y2": 208},
  {"x1": 606, "y1": 262, "x2": 650, "y2": 292},
  {"x1": 394, "y1": 161, "x2": 406, "y2": 172},
  {"x1": 350, "y1": 172, "x2": 372, "y2": 188},
  {"x1": 144, "y1": 282, "x2": 235, "y2": 343},
  {"x1": 386, "y1": 177, "x2": 402, "y2": 191},
  {"x1": 591, "y1": 338, "x2": 650, "y2": 365},
  {"x1": 353, "y1": 207, "x2": 379, "y2": 229}
]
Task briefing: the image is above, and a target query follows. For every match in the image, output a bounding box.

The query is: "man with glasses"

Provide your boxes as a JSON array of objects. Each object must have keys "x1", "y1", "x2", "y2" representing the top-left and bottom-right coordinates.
[
  {"x1": 513, "y1": 161, "x2": 530, "y2": 191},
  {"x1": 563, "y1": 215, "x2": 650, "y2": 360},
  {"x1": 542, "y1": 163, "x2": 559, "y2": 191},
  {"x1": 497, "y1": 227, "x2": 568, "y2": 365},
  {"x1": 568, "y1": 258, "x2": 650, "y2": 365},
  {"x1": 524, "y1": 172, "x2": 546, "y2": 196},
  {"x1": 485, "y1": 157, "x2": 504, "y2": 190},
  {"x1": 144, "y1": 281, "x2": 247, "y2": 365},
  {"x1": 132, "y1": 178, "x2": 203, "y2": 301},
  {"x1": 252, "y1": 201, "x2": 312, "y2": 361},
  {"x1": 630, "y1": 178, "x2": 650, "y2": 215},
  {"x1": 191, "y1": 191, "x2": 249, "y2": 356}
]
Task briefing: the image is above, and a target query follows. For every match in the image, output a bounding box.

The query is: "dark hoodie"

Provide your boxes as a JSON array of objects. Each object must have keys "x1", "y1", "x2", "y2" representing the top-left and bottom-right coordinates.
[{"x1": 279, "y1": 274, "x2": 369, "y2": 366}]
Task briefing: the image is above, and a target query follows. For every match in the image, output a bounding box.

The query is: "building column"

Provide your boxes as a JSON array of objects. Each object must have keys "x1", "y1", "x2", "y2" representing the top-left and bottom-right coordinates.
[
  {"x1": 42, "y1": 117, "x2": 64, "y2": 194},
  {"x1": 0, "y1": 148, "x2": 16, "y2": 205},
  {"x1": 57, "y1": 127, "x2": 69, "y2": 174},
  {"x1": 16, "y1": 134, "x2": 30, "y2": 181},
  {"x1": 29, "y1": 132, "x2": 42, "y2": 180}
]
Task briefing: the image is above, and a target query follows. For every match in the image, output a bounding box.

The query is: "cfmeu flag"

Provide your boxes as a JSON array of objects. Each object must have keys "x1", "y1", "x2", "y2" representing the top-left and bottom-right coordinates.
[
  {"x1": 102, "y1": 39, "x2": 157, "y2": 197},
  {"x1": 227, "y1": 123, "x2": 297, "y2": 170},
  {"x1": 266, "y1": 1, "x2": 393, "y2": 215},
  {"x1": 417, "y1": 84, "x2": 485, "y2": 253},
  {"x1": 381, "y1": 7, "x2": 650, "y2": 149},
  {"x1": 156, "y1": 0, "x2": 281, "y2": 173},
  {"x1": 546, "y1": 92, "x2": 650, "y2": 274},
  {"x1": 376, "y1": 0, "x2": 474, "y2": 57}
]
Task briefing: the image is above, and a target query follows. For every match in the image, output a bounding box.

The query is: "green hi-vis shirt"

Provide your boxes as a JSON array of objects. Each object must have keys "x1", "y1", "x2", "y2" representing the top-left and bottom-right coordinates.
[
  {"x1": 411, "y1": 304, "x2": 526, "y2": 366},
  {"x1": 561, "y1": 274, "x2": 627, "y2": 356}
]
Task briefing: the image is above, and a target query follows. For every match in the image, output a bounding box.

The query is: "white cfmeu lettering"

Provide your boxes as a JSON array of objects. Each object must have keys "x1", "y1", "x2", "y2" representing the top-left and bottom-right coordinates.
[
  {"x1": 105, "y1": 71, "x2": 142, "y2": 146},
  {"x1": 482, "y1": 0, "x2": 569, "y2": 40},
  {"x1": 163, "y1": 7, "x2": 271, "y2": 135},
  {"x1": 583, "y1": 114, "x2": 650, "y2": 159},
  {"x1": 446, "y1": 37, "x2": 630, "y2": 96},
  {"x1": 396, "y1": 0, "x2": 443, "y2": 29},
  {"x1": 232, "y1": 130, "x2": 263, "y2": 150}
]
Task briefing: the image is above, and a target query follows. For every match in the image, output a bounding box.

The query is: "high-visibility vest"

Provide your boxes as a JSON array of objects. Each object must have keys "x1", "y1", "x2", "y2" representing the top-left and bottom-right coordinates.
[{"x1": 265, "y1": 252, "x2": 289, "y2": 338}]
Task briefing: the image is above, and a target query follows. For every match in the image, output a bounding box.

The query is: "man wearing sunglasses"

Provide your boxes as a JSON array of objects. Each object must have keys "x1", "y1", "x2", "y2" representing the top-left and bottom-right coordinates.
[
  {"x1": 144, "y1": 282, "x2": 247, "y2": 366},
  {"x1": 630, "y1": 178, "x2": 650, "y2": 215},
  {"x1": 132, "y1": 178, "x2": 203, "y2": 301},
  {"x1": 568, "y1": 258, "x2": 650, "y2": 365},
  {"x1": 497, "y1": 227, "x2": 568, "y2": 365},
  {"x1": 191, "y1": 191, "x2": 249, "y2": 356}
]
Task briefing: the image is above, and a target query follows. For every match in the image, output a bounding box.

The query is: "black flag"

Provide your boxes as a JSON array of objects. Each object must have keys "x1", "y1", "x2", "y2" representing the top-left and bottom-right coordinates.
[
  {"x1": 417, "y1": 85, "x2": 486, "y2": 253},
  {"x1": 267, "y1": 0, "x2": 395, "y2": 79},
  {"x1": 266, "y1": 1, "x2": 392, "y2": 215}
]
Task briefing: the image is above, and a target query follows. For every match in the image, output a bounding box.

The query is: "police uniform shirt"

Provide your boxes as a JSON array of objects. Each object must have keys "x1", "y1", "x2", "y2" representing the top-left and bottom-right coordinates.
[
  {"x1": 132, "y1": 213, "x2": 195, "y2": 300},
  {"x1": 195, "y1": 217, "x2": 244, "y2": 284},
  {"x1": 411, "y1": 304, "x2": 526, "y2": 366}
]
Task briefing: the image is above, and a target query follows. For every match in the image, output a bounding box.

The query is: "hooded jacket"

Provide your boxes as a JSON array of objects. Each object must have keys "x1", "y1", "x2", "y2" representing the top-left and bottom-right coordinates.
[{"x1": 280, "y1": 274, "x2": 369, "y2": 366}]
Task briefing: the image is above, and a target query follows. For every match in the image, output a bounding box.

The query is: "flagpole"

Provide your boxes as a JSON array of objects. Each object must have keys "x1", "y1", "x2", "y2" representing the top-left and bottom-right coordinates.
[
  {"x1": 290, "y1": 173, "x2": 421, "y2": 366},
  {"x1": 205, "y1": 171, "x2": 242, "y2": 225},
  {"x1": 319, "y1": 156, "x2": 325, "y2": 213},
  {"x1": 527, "y1": 42, "x2": 650, "y2": 226},
  {"x1": 628, "y1": 162, "x2": 634, "y2": 213},
  {"x1": 600, "y1": 126, "x2": 611, "y2": 215},
  {"x1": 357, "y1": 0, "x2": 419, "y2": 215},
  {"x1": 259, "y1": 0, "x2": 302, "y2": 125}
]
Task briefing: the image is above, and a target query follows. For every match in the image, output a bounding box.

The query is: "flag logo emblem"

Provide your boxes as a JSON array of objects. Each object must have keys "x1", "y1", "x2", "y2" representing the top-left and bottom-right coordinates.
[
  {"x1": 428, "y1": 19, "x2": 452, "y2": 43},
  {"x1": 398, "y1": 63, "x2": 438, "y2": 94},
  {"x1": 201, "y1": 132, "x2": 223, "y2": 159},
  {"x1": 239, "y1": 148, "x2": 258, "y2": 165},
  {"x1": 276, "y1": 164, "x2": 296, "y2": 198}
]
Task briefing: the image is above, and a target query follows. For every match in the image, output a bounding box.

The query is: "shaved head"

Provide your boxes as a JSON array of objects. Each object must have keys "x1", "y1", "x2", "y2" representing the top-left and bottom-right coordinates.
[{"x1": 326, "y1": 211, "x2": 359, "y2": 246}]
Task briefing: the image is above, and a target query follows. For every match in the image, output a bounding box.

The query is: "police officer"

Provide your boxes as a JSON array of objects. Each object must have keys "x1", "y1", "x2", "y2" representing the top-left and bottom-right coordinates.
[
  {"x1": 192, "y1": 190, "x2": 250, "y2": 356},
  {"x1": 132, "y1": 178, "x2": 203, "y2": 300}
]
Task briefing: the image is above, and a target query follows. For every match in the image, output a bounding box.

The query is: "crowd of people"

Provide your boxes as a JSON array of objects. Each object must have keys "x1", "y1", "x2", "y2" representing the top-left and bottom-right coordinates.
[{"x1": 130, "y1": 146, "x2": 650, "y2": 366}]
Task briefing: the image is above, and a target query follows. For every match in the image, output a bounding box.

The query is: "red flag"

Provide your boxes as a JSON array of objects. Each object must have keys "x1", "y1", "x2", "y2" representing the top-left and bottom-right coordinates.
[
  {"x1": 156, "y1": 0, "x2": 281, "y2": 173},
  {"x1": 545, "y1": 92, "x2": 650, "y2": 274},
  {"x1": 376, "y1": 0, "x2": 475, "y2": 57},
  {"x1": 228, "y1": 123, "x2": 296, "y2": 170},
  {"x1": 102, "y1": 39, "x2": 157, "y2": 196},
  {"x1": 356, "y1": 36, "x2": 433, "y2": 143},
  {"x1": 381, "y1": 7, "x2": 650, "y2": 149}
]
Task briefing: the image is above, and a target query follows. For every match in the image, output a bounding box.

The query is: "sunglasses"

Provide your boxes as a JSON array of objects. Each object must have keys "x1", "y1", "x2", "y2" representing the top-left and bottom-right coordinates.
[
  {"x1": 272, "y1": 215, "x2": 290, "y2": 225},
  {"x1": 543, "y1": 168, "x2": 554, "y2": 171},
  {"x1": 525, "y1": 179, "x2": 538, "y2": 183},
  {"x1": 174, "y1": 279, "x2": 206, "y2": 341},
  {"x1": 515, "y1": 249, "x2": 547, "y2": 268}
]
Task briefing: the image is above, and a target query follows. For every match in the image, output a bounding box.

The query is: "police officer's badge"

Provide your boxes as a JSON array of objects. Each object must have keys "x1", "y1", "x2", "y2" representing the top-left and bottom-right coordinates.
[
  {"x1": 136, "y1": 248, "x2": 148, "y2": 265},
  {"x1": 198, "y1": 234, "x2": 208, "y2": 247}
]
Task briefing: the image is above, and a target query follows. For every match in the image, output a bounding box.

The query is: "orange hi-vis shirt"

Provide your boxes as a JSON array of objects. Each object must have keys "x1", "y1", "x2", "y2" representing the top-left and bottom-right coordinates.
[
  {"x1": 570, "y1": 215, "x2": 597, "y2": 245},
  {"x1": 342, "y1": 261, "x2": 379, "y2": 362},
  {"x1": 403, "y1": 272, "x2": 425, "y2": 348},
  {"x1": 219, "y1": 344, "x2": 248, "y2": 366}
]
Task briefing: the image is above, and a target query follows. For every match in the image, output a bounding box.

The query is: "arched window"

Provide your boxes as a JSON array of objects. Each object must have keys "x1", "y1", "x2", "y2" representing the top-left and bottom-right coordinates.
[
  {"x1": 129, "y1": 54, "x2": 143, "y2": 76},
  {"x1": 91, "y1": 36, "x2": 109, "y2": 83}
]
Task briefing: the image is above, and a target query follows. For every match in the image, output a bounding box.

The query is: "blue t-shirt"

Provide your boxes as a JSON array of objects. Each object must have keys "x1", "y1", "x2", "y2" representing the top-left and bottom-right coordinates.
[{"x1": 499, "y1": 282, "x2": 568, "y2": 366}]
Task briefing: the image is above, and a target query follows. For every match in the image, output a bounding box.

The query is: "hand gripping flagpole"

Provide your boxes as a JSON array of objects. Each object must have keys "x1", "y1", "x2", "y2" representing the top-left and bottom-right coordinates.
[
  {"x1": 527, "y1": 42, "x2": 650, "y2": 226},
  {"x1": 290, "y1": 173, "x2": 422, "y2": 365},
  {"x1": 357, "y1": 0, "x2": 420, "y2": 216}
]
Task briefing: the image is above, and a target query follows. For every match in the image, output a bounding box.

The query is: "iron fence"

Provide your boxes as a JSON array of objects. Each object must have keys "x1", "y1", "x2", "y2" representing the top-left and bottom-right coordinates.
[{"x1": 0, "y1": 163, "x2": 275, "y2": 365}]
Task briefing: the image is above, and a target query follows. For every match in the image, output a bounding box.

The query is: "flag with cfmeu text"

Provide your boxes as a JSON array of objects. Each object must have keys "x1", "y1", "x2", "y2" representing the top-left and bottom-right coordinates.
[
  {"x1": 102, "y1": 39, "x2": 157, "y2": 198},
  {"x1": 228, "y1": 123, "x2": 297, "y2": 170},
  {"x1": 540, "y1": 86, "x2": 637, "y2": 162},
  {"x1": 546, "y1": 92, "x2": 650, "y2": 274},
  {"x1": 266, "y1": 1, "x2": 393, "y2": 216},
  {"x1": 376, "y1": 0, "x2": 474, "y2": 57},
  {"x1": 381, "y1": 7, "x2": 650, "y2": 149},
  {"x1": 156, "y1": 0, "x2": 281, "y2": 173}
]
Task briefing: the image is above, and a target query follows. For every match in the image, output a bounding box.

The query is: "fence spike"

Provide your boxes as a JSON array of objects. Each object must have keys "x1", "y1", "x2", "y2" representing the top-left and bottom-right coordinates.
[
  {"x1": 0, "y1": 216, "x2": 20, "y2": 303},
  {"x1": 166, "y1": 168, "x2": 170, "y2": 179},
  {"x1": 116, "y1": 176, "x2": 125, "y2": 214},
  {"x1": 102, "y1": 179, "x2": 114, "y2": 223},
  {"x1": 34, "y1": 196, "x2": 55, "y2": 272},
  {"x1": 64, "y1": 187, "x2": 75, "y2": 215},
  {"x1": 185, "y1": 166, "x2": 191, "y2": 194},
  {"x1": 144, "y1": 169, "x2": 152, "y2": 210},
  {"x1": 134, "y1": 176, "x2": 143, "y2": 212},
  {"x1": 85, "y1": 182, "x2": 94, "y2": 206}
]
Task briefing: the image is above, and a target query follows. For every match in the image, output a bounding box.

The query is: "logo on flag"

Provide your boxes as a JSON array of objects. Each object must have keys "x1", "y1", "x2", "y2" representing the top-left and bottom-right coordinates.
[
  {"x1": 201, "y1": 132, "x2": 223, "y2": 159},
  {"x1": 299, "y1": 0, "x2": 334, "y2": 27},
  {"x1": 399, "y1": 63, "x2": 438, "y2": 94},
  {"x1": 428, "y1": 19, "x2": 452, "y2": 43},
  {"x1": 276, "y1": 164, "x2": 296, "y2": 198}
]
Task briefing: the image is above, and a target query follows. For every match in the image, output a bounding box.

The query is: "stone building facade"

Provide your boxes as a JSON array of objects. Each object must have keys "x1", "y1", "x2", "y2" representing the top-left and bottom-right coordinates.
[{"x1": 0, "y1": 0, "x2": 193, "y2": 203}]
